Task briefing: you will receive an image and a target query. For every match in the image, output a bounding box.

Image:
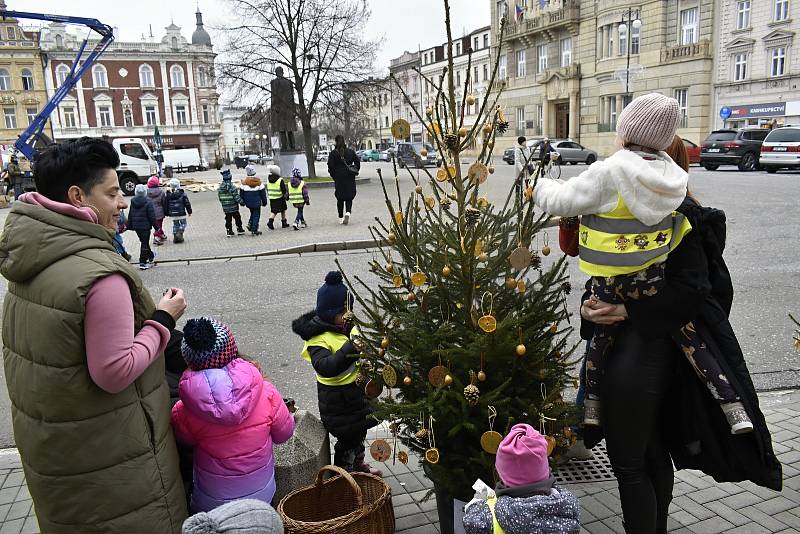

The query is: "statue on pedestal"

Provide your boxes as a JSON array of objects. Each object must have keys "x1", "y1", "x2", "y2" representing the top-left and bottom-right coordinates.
[{"x1": 271, "y1": 66, "x2": 298, "y2": 151}]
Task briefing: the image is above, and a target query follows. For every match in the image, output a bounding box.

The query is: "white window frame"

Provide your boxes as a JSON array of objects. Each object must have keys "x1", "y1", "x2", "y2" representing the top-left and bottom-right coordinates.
[
  {"x1": 202, "y1": 104, "x2": 210, "y2": 124},
  {"x1": 141, "y1": 95, "x2": 160, "y2": 126},
  {"x1": 0, "y1": 69, "x2": 10, "y2": 91},
  {"x1": 517, "y1": 107, "x2": 525, "y2": 132},
  {"x1": 619, "y1": 25, "x2": 628, "y2": 56},
  {"x1": 498, "y1": 1, "x2": 508, "y2": 25},
  {"x1": 537, "y1": 44, "x2": 547, "y2": 72},
  {"x1": 474, "y1": 36, "x2": 479, "y2": 51},
  {"x1": 608, "y1": 26, "x2": 614, "y2": 56},
  {"x1": 516, "y1": 50, "x2": 526, "y2": 77},
  {"x1": 139, "y1": 64, "x2": 154, "y2": 88},
  {"x1": 94, "y1": 95, "x2": 115, "y2": 128},
  {"x1": 631, "y1": 24, "x2": 640, "y2": 54},
  {"x1": 56, "y1": 64, "x2": 70, "y2": 86},
  {"x1": 733, "y1": 53, "x2": 748, "y2": 81},
  {"x1": 174, "y1": 102, "x2": 188, "y2": 125},
  {"x1": 771, "y1": 47, "x2": 786, "y2": 76},
  {"x1": 774, "y1": 0, "x2": 789, "y2": 21},
  {"x1": 26, "y1": 107, "x2": 36, "y2": 125},
  {"x1": 499, "y1": 53, "x2": 507, "y2": 80},
  {"x1": 609, "y1": 97, "x2": 618, "y2": 129},
  {"x1": 198, "y1": 66, "x2": 208, "y2": 87},
  {"x1": 61, "y1": 106, "x2": 77, "y2": 128},
  {"x1": 483, "y1": 64, "x2": 489, "y2": 81},
  {"x1": 21, "y1": 69, "x2": 34, "y2": 91},
  {"x1": 680, "y1": 8, "x2": 698, "y2": 45},
  {"x1": 4, "y1": 107, "x2": 16, "y2": 129},
  {"x1": 674, "y1": 88, "x2": 688, "y2": 128},
  {"x1": 144, "y1": 105, "x2": 158, "y2": 126},
  {"x1": 737, "y1": 1, "x2": 751, "y2": 29},
  {"x1": 97, "y1": 105, "x2": 112, "y2": 127},
  {"x1": 92, "y1": 64, "x2": 108, "y2": 88},
  {"x1": 561, "y1": 37, "x2": 572, "y2": 67},
  {"x1": 170, "y1": 65, "x2": 185, "y2": 88}
]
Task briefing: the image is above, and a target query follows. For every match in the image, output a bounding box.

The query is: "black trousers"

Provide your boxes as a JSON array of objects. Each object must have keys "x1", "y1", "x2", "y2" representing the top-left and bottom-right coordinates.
[
  {"x1": 602, "y1": 325, "x2": 677, "y2": 534},
  {"x1": 337, "y1": 198, "x2": 353, "y2": 218},
  {"x1": 224, "y1": 211, "x2": 243, "y2": 231},
  {"x1": 135, "y1": 230, "x2": 154, "y2": 264}
]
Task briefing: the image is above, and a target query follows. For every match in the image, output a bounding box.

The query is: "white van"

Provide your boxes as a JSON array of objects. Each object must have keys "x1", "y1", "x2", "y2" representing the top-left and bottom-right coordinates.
[
  {"x1": 162, "y1": 148, "x2": 205, "y2": 173},
  {"x1": 113, "y1": 138, "x2": 158, "y2": 196}
]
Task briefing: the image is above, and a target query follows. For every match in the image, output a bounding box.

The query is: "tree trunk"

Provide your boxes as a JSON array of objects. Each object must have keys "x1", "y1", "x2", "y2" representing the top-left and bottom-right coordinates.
[{"x1": 301, "y1": 118, "x2": 316, "y2": 179}]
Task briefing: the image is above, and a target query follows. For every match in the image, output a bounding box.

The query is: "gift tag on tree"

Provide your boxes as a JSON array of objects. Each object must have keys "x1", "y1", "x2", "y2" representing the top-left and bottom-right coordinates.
[{"x1": 370, "y1": 439, "x2": 392, "y2": 462}]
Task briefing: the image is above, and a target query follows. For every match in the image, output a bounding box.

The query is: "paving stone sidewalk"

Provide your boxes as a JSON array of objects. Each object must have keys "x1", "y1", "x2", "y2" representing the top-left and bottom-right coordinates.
[{"x1": 0, "y1": 390, "x2": 798, "y2": 533}]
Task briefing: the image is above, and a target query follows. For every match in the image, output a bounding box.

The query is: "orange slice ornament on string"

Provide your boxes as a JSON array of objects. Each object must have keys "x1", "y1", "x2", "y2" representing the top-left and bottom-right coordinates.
[
  {"x1": 391, "y1": 119, "x2": 411, "y2": 140},
  {"x1": 467, "y1": 162, "x2": 489, "y2": 184}
]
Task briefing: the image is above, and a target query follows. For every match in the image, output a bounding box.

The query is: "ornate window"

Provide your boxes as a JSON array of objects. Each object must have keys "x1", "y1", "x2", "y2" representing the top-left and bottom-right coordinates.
[
  {"x1": 92, "y1": 64, "x2": 108, "y2": 88},
  {"x1": 170, "y1": 65, "x2": 185, "y2": 88},
  {"x1": 561, "y1": 38, "x2": 572, "y2": 67},
  {"x1": 139, "y1": 64, "x2": 154, "y2": 88},
  {"x1": 680, "y1": 8, "x2": 698, "y2": 45},
  {"x1": 21, "y1": 69, "x2": 34, "y2": 91},
  {"x1": 737, "y1": 1, "x2": 751, "y2": 30},
  {"x1": 774, "y1": 0, "x2": 789, "y2": 21},
  {"x1": 771, "y1": 47, "x2": 786, "y2": 76},
  {"x1": 733, "y1": 53, "x2": 748, "y2": 81},
  {"x1": 56, "y1": 64, "x2": 70, "y2": 86},
  {"x1": 0, "y1": 69, "x2": 11, "y2": 91}
]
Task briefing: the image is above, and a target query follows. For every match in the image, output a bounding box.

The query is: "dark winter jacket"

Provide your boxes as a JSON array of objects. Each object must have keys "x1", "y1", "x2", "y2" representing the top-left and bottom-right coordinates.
[
  {"x1": 291, "y1": 310, "x2": 377, "y2": 438},
  {"x1": 581, "y1": 196, "x2": 782, "y2": 491},
  {"x1": 163, "y1": 189, "x2": 192, "y2": 218},
  {"x1": 240, "y1": 177, "x2": 269, "y2": 209},
  {"x1": 217, "y1": 180, "x2": 242, "y2": 214},
  {"x1": 147, "y1": 187, "x2": 165, "y2": 219},
  {"x1": 128, "y1": 195, "x2": 157, "y2": 231},
  {"x1": 327, "y1": 148, "x2": 359, "y2": 201}
]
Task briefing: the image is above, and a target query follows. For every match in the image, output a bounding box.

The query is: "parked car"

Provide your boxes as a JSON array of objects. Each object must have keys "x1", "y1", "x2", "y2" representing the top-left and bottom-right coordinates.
[
  {"x1": 361, "y1": 149, "x2": 381, "y2": 162},
  {"x1": 379, "y1": 150, "x2": 392, "y2": 162},
  {"x1": 523, "y1": 139, "x2": 596, "y2": 165},
  {"x1": 502, "y1": 147, "x2": 515, "y2": 165},
  {"x1": 355, "y1": 150, "x2": 366, "y2": 161},
  {"x1": 396, "y1": 142, "x2": 438, "y2": 168},
  {"x1": 760, "y1": 126, "x2": 800, "y2": 173},
  {"x1": 316, "y1": 149, "x2": 330, "y2": 162},
  {"x1": 682, "y1": 138, "x2": 701, "y2": 165},
  {"x1": 700, "y1": 128, "x2": 768, "y2": 171},
  {"x1": 112, "y1": 138, "x2": 159, "y2": 195},
  {"x1": 234, "y1": 155, "x2": 249, "y2": 168}
]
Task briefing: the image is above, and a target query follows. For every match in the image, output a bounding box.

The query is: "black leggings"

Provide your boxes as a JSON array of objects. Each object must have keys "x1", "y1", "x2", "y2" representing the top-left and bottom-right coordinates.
[
  {"x1": 337, "y1": 198, "x2": 353, "y2": 218},
  {"x1": 602, "y1": 325, "x2": 677, "y2": 534}
]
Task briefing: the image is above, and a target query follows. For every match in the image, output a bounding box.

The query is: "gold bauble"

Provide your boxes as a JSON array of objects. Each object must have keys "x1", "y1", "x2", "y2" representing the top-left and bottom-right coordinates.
[
  {"x1": 407, "y1": 292, "x2": 416, "y2": 302},
  {"x1": 387, "y1": 232, "x2": 397, "y2": 244},
  {"x1": 426, "y1": 106, "x2": 433, "y2": 117},
  {"x1": 550, "y1": 323, "x2": 558, "y2": 334},
  {"x1": 505, "y1": 277, "x2": 517, "y2": 289},
  {"x1": 477, "y1": 196, "x2": 489, "y2": 208},
  {"x1": 477, "y1": 370, "x2": 487, "y2": 382},
  {"x1": 479, "y1": 252, "x2": 489, "y2": 263},
  {"x1": 442, "y1": 265, "x2": 451, "y2": 277},
  {"x1": 394, "y1": 211, "x2": 404, "y2": 225},
  {"x1": 458, "y1": 127, "x2": 468, "y2": 137},
  {"x1": 516, "y1": 344, "x2": 527, "y2": 356},
  {"x1": 403, "y1": 376, "x2": 412, "y2": 385},
  {"x1": 385, "y1": 262, "x2": 394, "y2": 273},
  {"x1": 517, "y1": 280, "x2": 527, "y2": 292},
  {"x1": 420, "y1": 148, "x2": 428, "y2": 157},
  {"x1": 542, "y1": 245, "x2": 551, "y2": 256},
  {"x1": 381, "y1": 337, "x2": 390, "y2": 349},
  {"x1": 488, "y1": 165, "x2": 495, "y2": 174},
  {"x1": 466, "y1": 94, "x2": 476, "y2": 105},
  {"x1": 415, "y1": 185, "x2": 423, "y2": 194},
  {"x1": 444, "y1": 374, "x2": 453, "y2": 386}
]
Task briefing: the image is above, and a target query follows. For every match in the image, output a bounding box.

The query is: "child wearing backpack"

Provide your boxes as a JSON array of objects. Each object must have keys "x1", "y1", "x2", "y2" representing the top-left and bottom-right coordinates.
[
  {"x1": 534, "y1": 93, "x2": 752, "y2": 434},
  {"x1": 163, "y1": 178, "x2": 192, "y2": 243},
  {"x1": 217, "y1": 169, "x2": 246, "y2": 237},
  {"x1": 240, "y1": 165, "x2": 268, "y2": 235},
  {"x1": 463, "y1": 424, "x2": 581, "y2": 533},
  {"x1": 289, "y1": 167, "x2": 310, "y2": 230},
  {"x1": 171, "y1": 317, "x2": 295, "y2": 513},
  {"x1": 291, "y1": 271, "x2": 381, "y2": 475},
  {"x1": 128, "y1": 184, "x2": 157, "y2": 270}
]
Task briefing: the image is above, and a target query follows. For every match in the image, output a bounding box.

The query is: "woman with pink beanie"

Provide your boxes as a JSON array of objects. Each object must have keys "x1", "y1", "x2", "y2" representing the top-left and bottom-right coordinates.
[
  {"x1": 463, "y1": 424, "x2": 580, "y2": 533},
  {"x1": 146, "y1": 175, "x2": 167, "y2": 244}
]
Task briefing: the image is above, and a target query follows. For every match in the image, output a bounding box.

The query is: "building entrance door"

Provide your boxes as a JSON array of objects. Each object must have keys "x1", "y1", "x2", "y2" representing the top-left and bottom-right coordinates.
[{"x1": 556, "y1": 103, "x2": 569, "y2": 139}]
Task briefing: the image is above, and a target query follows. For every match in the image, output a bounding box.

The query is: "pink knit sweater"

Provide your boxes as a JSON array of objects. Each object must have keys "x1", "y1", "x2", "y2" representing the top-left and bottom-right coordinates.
[{"x1": 21, "y1": 193, "x2": 170, "y2": 394}]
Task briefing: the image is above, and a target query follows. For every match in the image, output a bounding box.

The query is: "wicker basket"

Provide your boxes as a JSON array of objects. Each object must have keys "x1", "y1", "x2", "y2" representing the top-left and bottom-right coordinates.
[{"x1": 277, "y1": 465, "x2": 395, "y2": 533}]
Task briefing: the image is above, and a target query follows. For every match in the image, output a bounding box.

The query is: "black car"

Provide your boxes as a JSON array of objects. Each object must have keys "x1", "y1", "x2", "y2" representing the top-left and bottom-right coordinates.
[
  {"x1": 502, "y1": 148, "x2": 515, "y2": 165},
  {"x1": 233, "y1": 155, "x2": 249, "y2": 169},
  {"x1": 700, "y1": 128, "x2": 768, "y2": 171}
]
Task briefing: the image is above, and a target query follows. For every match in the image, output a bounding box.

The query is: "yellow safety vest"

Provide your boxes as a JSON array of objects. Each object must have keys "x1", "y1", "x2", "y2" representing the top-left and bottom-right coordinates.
[
  {"x1": 301, "y1": 326, "x2": 361, "y2": 386},
  {"x1": 486, "y1": 496, "x2": 506, "y2": 534},
  {"x1": 578, "y1": 195, "x2": 692, "y2": 277},
  {"x1": 288, "y1": 180, "x2": 305, "y2": 203},
  {"x1": 266, "y1": 178, "x2": 284, "y2": 200}
]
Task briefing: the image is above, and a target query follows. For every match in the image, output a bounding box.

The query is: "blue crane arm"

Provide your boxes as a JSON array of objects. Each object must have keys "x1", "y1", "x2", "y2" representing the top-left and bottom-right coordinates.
[{"x1": 0, "y1": 10, "x2": 115, "y2": 160}]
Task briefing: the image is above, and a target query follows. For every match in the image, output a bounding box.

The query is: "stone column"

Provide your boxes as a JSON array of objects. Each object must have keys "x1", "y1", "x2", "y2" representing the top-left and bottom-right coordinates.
[
  {"x1": 569, "y1": 90, "x2": 579, "y2": 140},
  {"x1": 160, "y1": 60, "x2": 173, "y2": 126},
  {"x1": 541, "y1": 98, "x2": 550, "y2": 137},
  {"x1": 186, "y1": 60, "x2": 198, "y2": 125}
]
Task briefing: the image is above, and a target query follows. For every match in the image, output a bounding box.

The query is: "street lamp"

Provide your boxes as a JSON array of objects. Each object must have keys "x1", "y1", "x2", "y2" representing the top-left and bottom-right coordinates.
[{"x1": 618, "y1": 9, "x2": 641, "y2": 98}]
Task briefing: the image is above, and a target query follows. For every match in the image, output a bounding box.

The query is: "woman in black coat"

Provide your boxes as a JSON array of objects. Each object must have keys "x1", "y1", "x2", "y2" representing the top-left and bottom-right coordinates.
[
  {"x1": 327, "y1": 135, "x2": 360, "y2": 225},
  {"x1": 580, "y1": 196, "x2": 781, "y2": 534}
]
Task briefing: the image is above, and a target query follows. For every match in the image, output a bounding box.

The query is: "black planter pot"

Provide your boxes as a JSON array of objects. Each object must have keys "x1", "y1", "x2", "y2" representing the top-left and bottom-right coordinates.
[{"x1": 425, "y1": 465, "x2": 472, "y2": 534}]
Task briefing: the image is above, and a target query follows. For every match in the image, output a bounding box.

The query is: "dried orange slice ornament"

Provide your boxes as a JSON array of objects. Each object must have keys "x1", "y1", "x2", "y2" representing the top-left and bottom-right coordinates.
[
  {"x1": 436, "y1": 167, "x2": 450, "y2": 182},
  {"x1": 411, "y1": 267, "x2": 427, "y2": 287},
  {"x1": 391, "y1": 119, "x2": 411, "y2": 139},
  {"x1": 468, "y1": 162, "x2": 489, "y2": 184}
]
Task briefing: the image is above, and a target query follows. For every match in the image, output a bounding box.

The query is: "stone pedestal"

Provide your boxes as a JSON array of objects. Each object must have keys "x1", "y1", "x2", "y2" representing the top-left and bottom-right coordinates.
[
  {"x1": 273, "y1": 410, "x2": 330, "y2": 503},
  {"x1": 275, "y1": 151, "x2": 310, "y2": 177}
]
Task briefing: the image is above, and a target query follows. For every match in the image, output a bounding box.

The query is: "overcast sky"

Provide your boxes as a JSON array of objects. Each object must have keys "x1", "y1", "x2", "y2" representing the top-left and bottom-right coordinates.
[{"x1": 17, "y1": 0, "x2": 490, "y2": 73}]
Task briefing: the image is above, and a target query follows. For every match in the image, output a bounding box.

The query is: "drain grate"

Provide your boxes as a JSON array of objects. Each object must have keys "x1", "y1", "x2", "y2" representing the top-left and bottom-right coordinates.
[{"x1": 552, "y1": 440, "x2": 617, "y2": 484}]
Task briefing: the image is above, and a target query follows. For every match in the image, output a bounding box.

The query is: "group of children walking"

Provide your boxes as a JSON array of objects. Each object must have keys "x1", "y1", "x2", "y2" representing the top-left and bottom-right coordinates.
[{"x1": 218, "y1": 164, "x2": 310, "y2": 235}]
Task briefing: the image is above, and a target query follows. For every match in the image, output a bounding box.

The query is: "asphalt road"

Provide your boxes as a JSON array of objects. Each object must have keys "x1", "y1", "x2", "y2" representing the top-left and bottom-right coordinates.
[{"x1": 0, "y1": 160, "x2": 798, "y2": 447}]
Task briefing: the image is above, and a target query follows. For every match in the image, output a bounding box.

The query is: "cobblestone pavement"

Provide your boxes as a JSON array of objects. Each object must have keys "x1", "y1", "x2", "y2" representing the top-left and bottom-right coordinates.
[{"x1": 0, "y1": 390, "x2": 797, "y2": 533}]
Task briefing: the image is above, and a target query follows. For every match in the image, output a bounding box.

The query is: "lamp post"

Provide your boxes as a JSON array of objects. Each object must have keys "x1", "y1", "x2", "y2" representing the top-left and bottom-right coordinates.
[{"x1": 618, "y1": 9, "x2": 642, "y2": 99}]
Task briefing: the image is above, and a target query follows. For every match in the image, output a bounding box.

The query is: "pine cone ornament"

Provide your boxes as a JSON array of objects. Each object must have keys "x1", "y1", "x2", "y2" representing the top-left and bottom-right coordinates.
[
  {"x1": 415, "y1": 428, "x2": 429, "y2": 440},
  {"x1": 444, "y1": 133, "x2": 459, "y2": 150},
  {"x1": 465, "y1": 206, "x2": 481, "y2": 226},
  {"x1": 464, "y1": 370, "x2": 480, "y2": 406},
  {"x1": 497, "y1": 120, "x2": 509, "y2": 134},
  {"x1": 440, "y1": 196, "x2": 452, "y2": 209},
  {"x1": 561, "y1": 281, "x2": 572, "y2": 295}
]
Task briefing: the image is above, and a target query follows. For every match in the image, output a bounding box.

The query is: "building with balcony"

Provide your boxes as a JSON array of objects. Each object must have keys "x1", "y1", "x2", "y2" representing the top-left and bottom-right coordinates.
[
  {"x1": 491, "y1": 0, "x2": 716, "y2": 156},
  {"x1": 0, "y1": 2, "x2": 50, "y2": 156},
  {"x1": 40, "y1": 8, "x2": 222, "y2": 161},
  {"x1": 711, "y1": 0, "x2": 800, "y2": 129},
  {"x1": 341, "y1": 77, "x2": 393, "y2": 151},
  {"x1": 389, "y1": 51, "x2": 424, "y2": 142}
]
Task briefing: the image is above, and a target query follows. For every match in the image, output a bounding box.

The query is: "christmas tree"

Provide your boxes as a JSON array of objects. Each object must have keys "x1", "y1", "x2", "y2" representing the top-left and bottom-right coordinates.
[{"x1": 337, "y1": 0, "x2": 577, "y2": 503}]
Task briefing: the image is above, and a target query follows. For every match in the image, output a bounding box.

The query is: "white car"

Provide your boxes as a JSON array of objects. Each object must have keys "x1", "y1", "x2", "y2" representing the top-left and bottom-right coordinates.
[
  {"x1": 316, "y1": 150, "x2": 329, "y2": 162},
  {"x1": 760, "y1": 126, "x2": 800, "y2": 173}
]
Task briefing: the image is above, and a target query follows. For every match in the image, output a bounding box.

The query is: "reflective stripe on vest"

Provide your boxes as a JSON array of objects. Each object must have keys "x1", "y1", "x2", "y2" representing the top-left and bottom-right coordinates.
[
  {"x1": 288, "y1": 181, "x2": 305, "y2": 203},
  {"x1": 301, "y1": 327, "x2": 361, "y2": 386},
  {"x1": 578, "y1": 196, "x2": 692, "y2": 277},
  {"x1": 487, "y1": 497, "x2": 506, "y2": 534},
  {"x1": 267, "y1": 179, "x2": 283, "y2": 199}
]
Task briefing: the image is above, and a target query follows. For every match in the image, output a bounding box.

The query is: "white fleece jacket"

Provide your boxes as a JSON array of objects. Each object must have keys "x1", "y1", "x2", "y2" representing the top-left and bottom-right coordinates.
[{"x1": 533, "y1": 149, "x2": 688, "y2": 225}]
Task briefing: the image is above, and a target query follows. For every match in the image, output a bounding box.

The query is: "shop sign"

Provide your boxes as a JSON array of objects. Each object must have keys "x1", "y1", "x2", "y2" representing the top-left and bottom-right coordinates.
[{"x1": 728, "y1": 102, "x2": 786, "y2": 119}]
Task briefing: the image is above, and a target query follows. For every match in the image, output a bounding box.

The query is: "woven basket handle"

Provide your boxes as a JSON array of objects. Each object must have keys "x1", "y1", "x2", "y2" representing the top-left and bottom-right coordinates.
[{"x1": 315, "y1": 465, "x2": 364, "y2": 508}]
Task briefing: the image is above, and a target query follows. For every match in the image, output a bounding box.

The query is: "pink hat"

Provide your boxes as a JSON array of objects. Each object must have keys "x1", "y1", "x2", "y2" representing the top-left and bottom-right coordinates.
[
  {"x1": 495, "y1": 424, "x2": 550, "y2": 487},
  {"x1": 616, "y1": 92, "x2": 680, "y2": 151},
  {"x1": 147, "y1": 176, "x2": 160, "y2": 188}
]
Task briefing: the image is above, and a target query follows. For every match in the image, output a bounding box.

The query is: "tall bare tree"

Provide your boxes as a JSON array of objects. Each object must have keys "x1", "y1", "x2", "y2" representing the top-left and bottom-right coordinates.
[{"x1": 217, "y1": 0, "x2": 380, "y2": 177}]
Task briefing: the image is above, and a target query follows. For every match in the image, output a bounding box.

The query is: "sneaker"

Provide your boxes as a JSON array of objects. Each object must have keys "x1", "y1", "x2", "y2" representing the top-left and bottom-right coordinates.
[
  {"x1": 237, "y1": 227, "x2": 246, "y2": 235},
  {"x1": 343, "y1": 212, "x2": 350, "y2": 225},
  {"x1": 301, "y1": 221, "x2": 308, "y2": 228},
  {"x1": 583, "y1": 398, "x2": 601, "y2": 427},
  {"x1": 138, "y1": 263, "x2": 149, "y2": 271},
  {"x1": 339, "y1": 217, "x2": 345, "y2": 224},
  {"x1": 352, "y1": 462, "x2": 382, "y2": 477},
  {"x1": 226, "y1": 230, "x2": 235, "y2": 237},
  {"x1": 292, "y1": 222, "x2": 299, "y2": 230},
  {"x1": 267, "y1": 219, "x2": 275, "y2": 230},
  {"x1": 722, "y1": 401, "x2": 754, "y2": 434}
]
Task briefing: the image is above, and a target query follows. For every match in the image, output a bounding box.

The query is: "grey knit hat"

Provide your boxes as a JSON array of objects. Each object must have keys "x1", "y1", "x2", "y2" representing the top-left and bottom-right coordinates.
[
  {"x1": 182, "y1": 500, "x2": 283, "y2": 534},
  {"x1": 134, "y1": 184, "x2": 147, "y2": 197},
  {"x1": 616, "y1": 93, "x2": 681, "y2": 151}
]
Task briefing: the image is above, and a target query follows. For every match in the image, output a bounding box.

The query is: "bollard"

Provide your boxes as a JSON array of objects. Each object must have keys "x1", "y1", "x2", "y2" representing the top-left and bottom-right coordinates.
[{"x1": 272, "y1": 410, "x2": 331, "y2": 503}]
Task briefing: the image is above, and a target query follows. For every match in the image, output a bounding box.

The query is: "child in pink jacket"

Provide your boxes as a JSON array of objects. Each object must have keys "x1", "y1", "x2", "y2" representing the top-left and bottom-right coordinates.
[{"x1": 171, "y1": 317, "x2": 295, "y2": 513}]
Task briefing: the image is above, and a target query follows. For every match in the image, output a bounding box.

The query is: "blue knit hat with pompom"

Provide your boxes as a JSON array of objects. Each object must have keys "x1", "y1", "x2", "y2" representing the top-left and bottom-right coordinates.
[
  {"x1": 181, "y1": 317, "x2": 239, "y2": 371},
  {"x1": 316, "y1": 271, "x2": 353, "y2": 324}
]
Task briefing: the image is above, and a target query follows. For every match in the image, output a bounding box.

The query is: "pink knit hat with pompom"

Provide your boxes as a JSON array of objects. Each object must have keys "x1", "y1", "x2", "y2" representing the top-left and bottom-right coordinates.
[{"x1": 147, "y1": 176, "x2": 160, "y2": 188}]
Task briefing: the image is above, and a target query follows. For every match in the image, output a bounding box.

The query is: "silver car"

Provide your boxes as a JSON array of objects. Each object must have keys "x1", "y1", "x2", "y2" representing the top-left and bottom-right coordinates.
[{"x1": 528, "y1": 139, "x2": 598, "y2": 165}]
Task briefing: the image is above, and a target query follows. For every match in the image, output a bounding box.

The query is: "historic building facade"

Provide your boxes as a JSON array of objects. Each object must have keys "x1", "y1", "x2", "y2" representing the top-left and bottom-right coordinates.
[
  {"x1": 40, "y1": 9, "x2": 222, "y2": 161},
  {"x1": 0, "y1": 2, "x2": 50, "y2": 153},
  {"x1": 490, "y1": 0, "x2": 717, "y2": 155},
  {"x1": 389, "y1": 51, "x2": 424, "y2": 142},
  {"x1": 711, "y1": 0, "x2": 800, "y2": 129}
]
